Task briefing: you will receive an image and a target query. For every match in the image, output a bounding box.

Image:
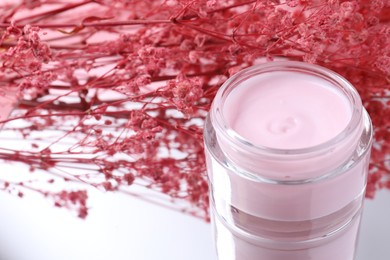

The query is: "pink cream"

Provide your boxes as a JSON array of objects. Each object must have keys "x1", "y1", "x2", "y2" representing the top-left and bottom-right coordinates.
[
  {"x1": 224, "y1": 71, "x2": 351, "y2": 149},
  {"x1": 204, "y1": 61, "x2": 373, "y2": 260}
]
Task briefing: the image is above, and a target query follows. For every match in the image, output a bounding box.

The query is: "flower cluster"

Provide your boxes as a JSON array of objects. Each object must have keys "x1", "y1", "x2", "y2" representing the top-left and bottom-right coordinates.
[{"x1": 0, "y1": 0, "x2": 389, "y2": 219}]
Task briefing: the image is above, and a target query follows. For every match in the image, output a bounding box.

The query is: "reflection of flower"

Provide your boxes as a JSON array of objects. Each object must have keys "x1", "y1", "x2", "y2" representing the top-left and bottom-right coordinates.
[{"x1": 0, "y1": 0, "x2": 389, "y2": 219}]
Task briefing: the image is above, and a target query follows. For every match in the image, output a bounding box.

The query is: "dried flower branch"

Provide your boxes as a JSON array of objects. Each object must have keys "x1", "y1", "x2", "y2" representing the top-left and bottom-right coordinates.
[{"x1": 0, "y1": 0, "x2": 389, "y2": 219}]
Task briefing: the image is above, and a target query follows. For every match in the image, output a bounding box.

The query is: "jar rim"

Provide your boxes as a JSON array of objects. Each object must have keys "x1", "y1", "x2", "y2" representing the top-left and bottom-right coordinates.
[{"x1": 210, "y1": 61, "x2": 363, "y2": 156}]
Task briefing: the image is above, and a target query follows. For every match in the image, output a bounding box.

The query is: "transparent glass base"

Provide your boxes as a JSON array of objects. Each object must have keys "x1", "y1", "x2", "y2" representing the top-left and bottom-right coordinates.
[
  {"x1": 211, "y1": 202, "x2": 363, "y2": 260},
  {"x1": 212, "y1": 193, "x2": 364, "y2": 242}
]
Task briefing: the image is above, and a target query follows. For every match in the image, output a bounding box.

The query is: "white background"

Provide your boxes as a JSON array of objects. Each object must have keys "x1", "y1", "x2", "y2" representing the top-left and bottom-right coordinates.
[{"x1": 0, "y1": 161, "x2": 389, "y2": 260}]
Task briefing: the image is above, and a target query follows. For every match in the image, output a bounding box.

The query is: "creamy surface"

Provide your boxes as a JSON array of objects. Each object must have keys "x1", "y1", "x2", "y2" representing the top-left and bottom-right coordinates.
[{"x1": 223, "y1": 71, "x2": 352, "y2": 149}]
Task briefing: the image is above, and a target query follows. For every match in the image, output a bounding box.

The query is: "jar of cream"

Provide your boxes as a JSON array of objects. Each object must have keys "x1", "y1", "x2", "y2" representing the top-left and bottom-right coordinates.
[{"x1": 204, "y1": 61, "x2": 373, "y2": 260}]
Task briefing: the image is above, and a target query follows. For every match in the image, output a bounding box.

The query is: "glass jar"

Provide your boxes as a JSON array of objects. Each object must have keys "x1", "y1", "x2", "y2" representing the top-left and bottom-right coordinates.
[{"x1": 204, "y1": 61, "x2": 373, "y2": 260}]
